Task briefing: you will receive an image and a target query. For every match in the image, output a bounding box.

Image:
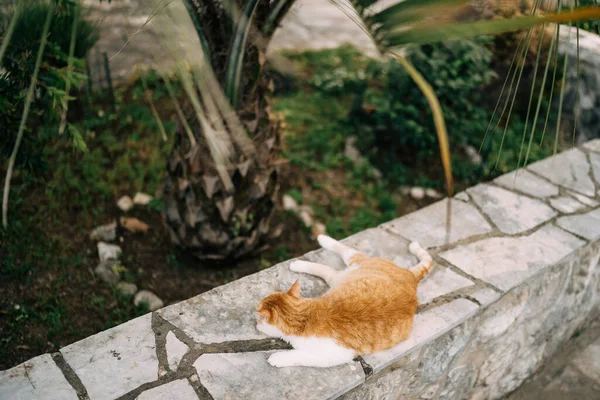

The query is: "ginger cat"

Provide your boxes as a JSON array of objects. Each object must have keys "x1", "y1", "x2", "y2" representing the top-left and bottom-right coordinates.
[{"x1": 255, "y1": 234, "x2": 433, "y2": 368}]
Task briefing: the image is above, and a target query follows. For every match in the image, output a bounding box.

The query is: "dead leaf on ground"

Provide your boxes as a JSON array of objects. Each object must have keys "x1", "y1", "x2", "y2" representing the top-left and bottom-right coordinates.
[{"x1": 120, "y1": 217, "x2": 150, "y2": 233}]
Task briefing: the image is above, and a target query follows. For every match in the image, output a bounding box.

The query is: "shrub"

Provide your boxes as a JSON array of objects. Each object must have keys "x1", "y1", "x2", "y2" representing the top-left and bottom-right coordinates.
[{"x1": 0, "y1": 0, "x2": 98, "y2": 169}]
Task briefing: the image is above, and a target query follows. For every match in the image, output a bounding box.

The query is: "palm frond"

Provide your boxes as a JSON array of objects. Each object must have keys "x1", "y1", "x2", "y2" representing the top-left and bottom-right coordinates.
[{"x1": 224, "y1": 0, "x2": 260, "y2": 108}]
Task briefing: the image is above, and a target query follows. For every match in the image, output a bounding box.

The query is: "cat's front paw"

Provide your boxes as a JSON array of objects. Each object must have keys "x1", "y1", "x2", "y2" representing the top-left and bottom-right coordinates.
[{"x1": 268, "y1": 352, "x2": 294, "y2": 368}]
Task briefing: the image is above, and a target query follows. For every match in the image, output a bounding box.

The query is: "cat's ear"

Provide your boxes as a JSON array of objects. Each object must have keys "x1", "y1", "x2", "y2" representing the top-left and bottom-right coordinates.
[
  {"x1": 287, "y1": 280, "x2": 302, "y2": 298},
  {"x1": 258, "y1": 309, "x2": 271, "y2": 320}
]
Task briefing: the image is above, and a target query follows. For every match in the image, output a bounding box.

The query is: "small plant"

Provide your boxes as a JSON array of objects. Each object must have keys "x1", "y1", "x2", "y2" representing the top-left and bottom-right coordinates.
[{"x1": 0, "y1": 1, "x2": 98, "y2": 166}]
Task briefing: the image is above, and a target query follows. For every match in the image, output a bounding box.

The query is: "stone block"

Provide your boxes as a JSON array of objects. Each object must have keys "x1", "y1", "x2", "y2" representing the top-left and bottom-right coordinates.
[
  {"x1": 454, "y1": 191, "x2": 470, "y2": 202},
  {"x1": 438, "y1": 364, "x2": 477, "y2": 400},
  {"x1": 550, "y1": 196, "x2": 586, "y2": 214},
  {"x1": 467, "y1": 184, "x2": 557, "y2": 234},
  {"x1": 417, "y1": 266, "x2": 474, "y2": 305},
  {"x1": 157, "y1": 260, "x2": 327, "y2": 344},
  {"x1": 0, "y1": 354, "x2": 78, "y2": 400},
  {"x1": 583, "y1": 139, "x2": 600, "y2": 153},
  {"x1": 441, "y1": 225, "x2": 584, "y2": 291},
  {"x1": 567, "y1": 190, "x2": 599, "y2": 207},
  {"x1": 494, "y1": 169, "x2": 559, "y2": 198},
  {"x1": 165, "y1": 331, "x2": 189, "y2": 372},
  {"x1": 471, "y1": 288, "x2": 501, "y2": 306},
  {"x1": 60, "y1": 314, "x2": 158, "y2": 400},
  {"x1": 381, "y1": 199, "x2": 492, "y2": 248},
  {"x1": 136, "y1": 379, "x2": 198, "y2": 400},
  {"x1": 527, "y1": 148, "x2": 596, "y2": 197},
  {"x1": 341, "y1": 352, "x2": 421, "y2": 400},
  {"x1": 589, "y1": 152, "x2": 600, "y2": 185},
  {"x1": 193, "y1": 351, "x2": 364, "y2": 400},
  {"x1": 571, "y1": 340, "x2": 600, "y2": 383},
  {"x1": 557, "y1": 208, "x2": 600, "y2": 240}
]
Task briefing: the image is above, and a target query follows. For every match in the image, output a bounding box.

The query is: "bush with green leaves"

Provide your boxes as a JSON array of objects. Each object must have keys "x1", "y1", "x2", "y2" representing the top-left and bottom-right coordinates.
[{"x1": 0, "y1": 0, "x2": 98, "y2": 170}]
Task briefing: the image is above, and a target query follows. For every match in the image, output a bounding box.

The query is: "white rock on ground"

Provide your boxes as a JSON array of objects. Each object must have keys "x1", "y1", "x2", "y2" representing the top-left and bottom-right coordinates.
[
  {"x1": 97, "y1": 242, "x2": 122, "y2": 262},
  {"x1": 282, "y1": 194, "x2": 299, "y2": 211},
  {"x1": 133, "y1": 192, "x2": 153, "y2": 205},
  {"x1": 90, "y1": 221, "x2": 117, "y2": 241},
  {"x1": 299, "y1": 210, "x2": 313, "y2": 227},
  {"x1": 463, "y1": 145, "x2": 482, "y2": 165},
  {"x1": 311, "y1": 222, "x2": 327, "y2": 238},
  {"x1": 166, "y1": 331, "x2": 189, "y2": 372},
  {"x1": 425, "y1": 188, "x2": 443, "y2": 199},
  {"x1": 95, "y1": 260, "x2": 122, "y2": 285},
  {"x1": 135, "y1": 290, "x2": 164, "y2": 311},
  {"x1": 116, "y1": 282, "x2": 138, "y2": 297},
  {"x1": 117, "y1": 195, "x2": 134, "y2": 212},
  {"x1": 410, "y1": 187, "x2": 426, "y2": 200},
  {"x1": 345, "y1": 137, "x2": 363, "y2": 165}
]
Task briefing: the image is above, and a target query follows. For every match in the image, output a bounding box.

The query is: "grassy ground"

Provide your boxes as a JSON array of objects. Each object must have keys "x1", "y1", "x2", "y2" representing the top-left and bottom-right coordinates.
[{"x1": 0, "y1": 45, "x2": 556, "y2": 370}]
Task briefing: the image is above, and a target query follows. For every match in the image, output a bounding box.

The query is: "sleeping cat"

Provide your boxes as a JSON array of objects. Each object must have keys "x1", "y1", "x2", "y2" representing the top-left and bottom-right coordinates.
[{"x1": 255, "y1": 234, "x2": 433, "y2": 368}]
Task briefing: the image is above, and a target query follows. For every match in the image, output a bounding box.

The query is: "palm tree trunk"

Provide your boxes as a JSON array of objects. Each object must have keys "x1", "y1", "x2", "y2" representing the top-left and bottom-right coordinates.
[{"x1": 163, "y1": 0, "x2": 295, "y2": 261}]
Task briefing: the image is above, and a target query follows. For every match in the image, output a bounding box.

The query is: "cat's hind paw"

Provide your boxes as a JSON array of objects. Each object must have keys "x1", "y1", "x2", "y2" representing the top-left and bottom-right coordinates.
[
  {"x1": 268, "y1": 352, "x2": 294, "y2": 368},
  {"x1": 290, "y1": 260, "x2": 309, "y2": 274},
  {"x1": 317, "y1": 234, "x2": 338, "y2": 250}
]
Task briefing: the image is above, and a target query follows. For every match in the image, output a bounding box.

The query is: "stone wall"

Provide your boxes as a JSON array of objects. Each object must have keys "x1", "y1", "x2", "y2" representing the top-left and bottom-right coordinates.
[{"x1": 2, "y1": 141, "x2": 600, "y2": 399}]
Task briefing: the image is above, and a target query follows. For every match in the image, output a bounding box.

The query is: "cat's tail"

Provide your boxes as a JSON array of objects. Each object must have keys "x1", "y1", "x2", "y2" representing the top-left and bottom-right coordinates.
[{"x1": 408, "y1": 242, "x2": 433, "y2": 282}]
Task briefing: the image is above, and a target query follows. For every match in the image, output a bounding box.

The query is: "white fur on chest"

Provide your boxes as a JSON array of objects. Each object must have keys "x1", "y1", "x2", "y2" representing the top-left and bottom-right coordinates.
[{"x1": 256, "y1": 321, "x2": 356, "y2": 368}]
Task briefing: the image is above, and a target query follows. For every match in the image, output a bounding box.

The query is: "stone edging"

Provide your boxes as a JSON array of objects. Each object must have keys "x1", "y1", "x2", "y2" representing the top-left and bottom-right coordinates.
[{"x1": 2, "y1": 140, "x2": 600, "y2": 399}]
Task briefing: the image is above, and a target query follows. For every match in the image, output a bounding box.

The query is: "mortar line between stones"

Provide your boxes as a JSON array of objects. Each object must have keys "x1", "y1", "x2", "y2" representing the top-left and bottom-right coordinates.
[
  {"x1": 115, "y1": 372, "x2": 197, "y2": 400},
  {"x1": 432, "y1": 255, "x2": 503, "y2": 294},
  {"x1": 551, "y1": 221, "x2": 592, "y2": 243},
  {"x1": 417, "y1": 284, "x2": 485, "y2": 314},
  {"x1": 525, "y1": 161, "x2": 597, "y2": 199},
  {"x1": 582, "y1": 143, "x2": 600, "y2": 155},
  {"x1": 188, "y1": 374, "x2": 215, "y2": 400},
  {"x1": 461, "y1": 192, "x2": 502, "y2": 232},
  {"x1": 377, "y1": 224, "x2": 413, "y2": 244},
  {"x1": 151, "y1": 313, "x2": 170, "y2": 375},
  {"x1": 484, "y1": 180, "x2": 587, "y2": 223},
  {"x1": 582, "y1": 149, "x2": 600, "y2": 193},
  {"x1": 51, "y1": 352, "x2": 90, "y2": 400},
  {"x1": 485, "y1": 180, "x2": 564, "y2": 210}
]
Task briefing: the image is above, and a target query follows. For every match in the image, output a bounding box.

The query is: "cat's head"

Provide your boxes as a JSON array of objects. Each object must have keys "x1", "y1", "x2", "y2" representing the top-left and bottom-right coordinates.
[{"x1": 255, "y1": 280, "x2": 302, "y2": 337}]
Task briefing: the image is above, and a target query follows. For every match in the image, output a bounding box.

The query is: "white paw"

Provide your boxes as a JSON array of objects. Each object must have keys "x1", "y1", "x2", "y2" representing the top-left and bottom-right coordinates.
[
  {"x1": 268, "y1": 352, "x2": 294, "y2": 368},
  {"x1": 290, "y1": 260, "x2": 308, "y2": 273},
  {"x1": 408, "y1": 241, "x2": 422, "y2": 255},
  {"x1": 317, "y1": 234, "x2": 337, "y2": 249}
]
